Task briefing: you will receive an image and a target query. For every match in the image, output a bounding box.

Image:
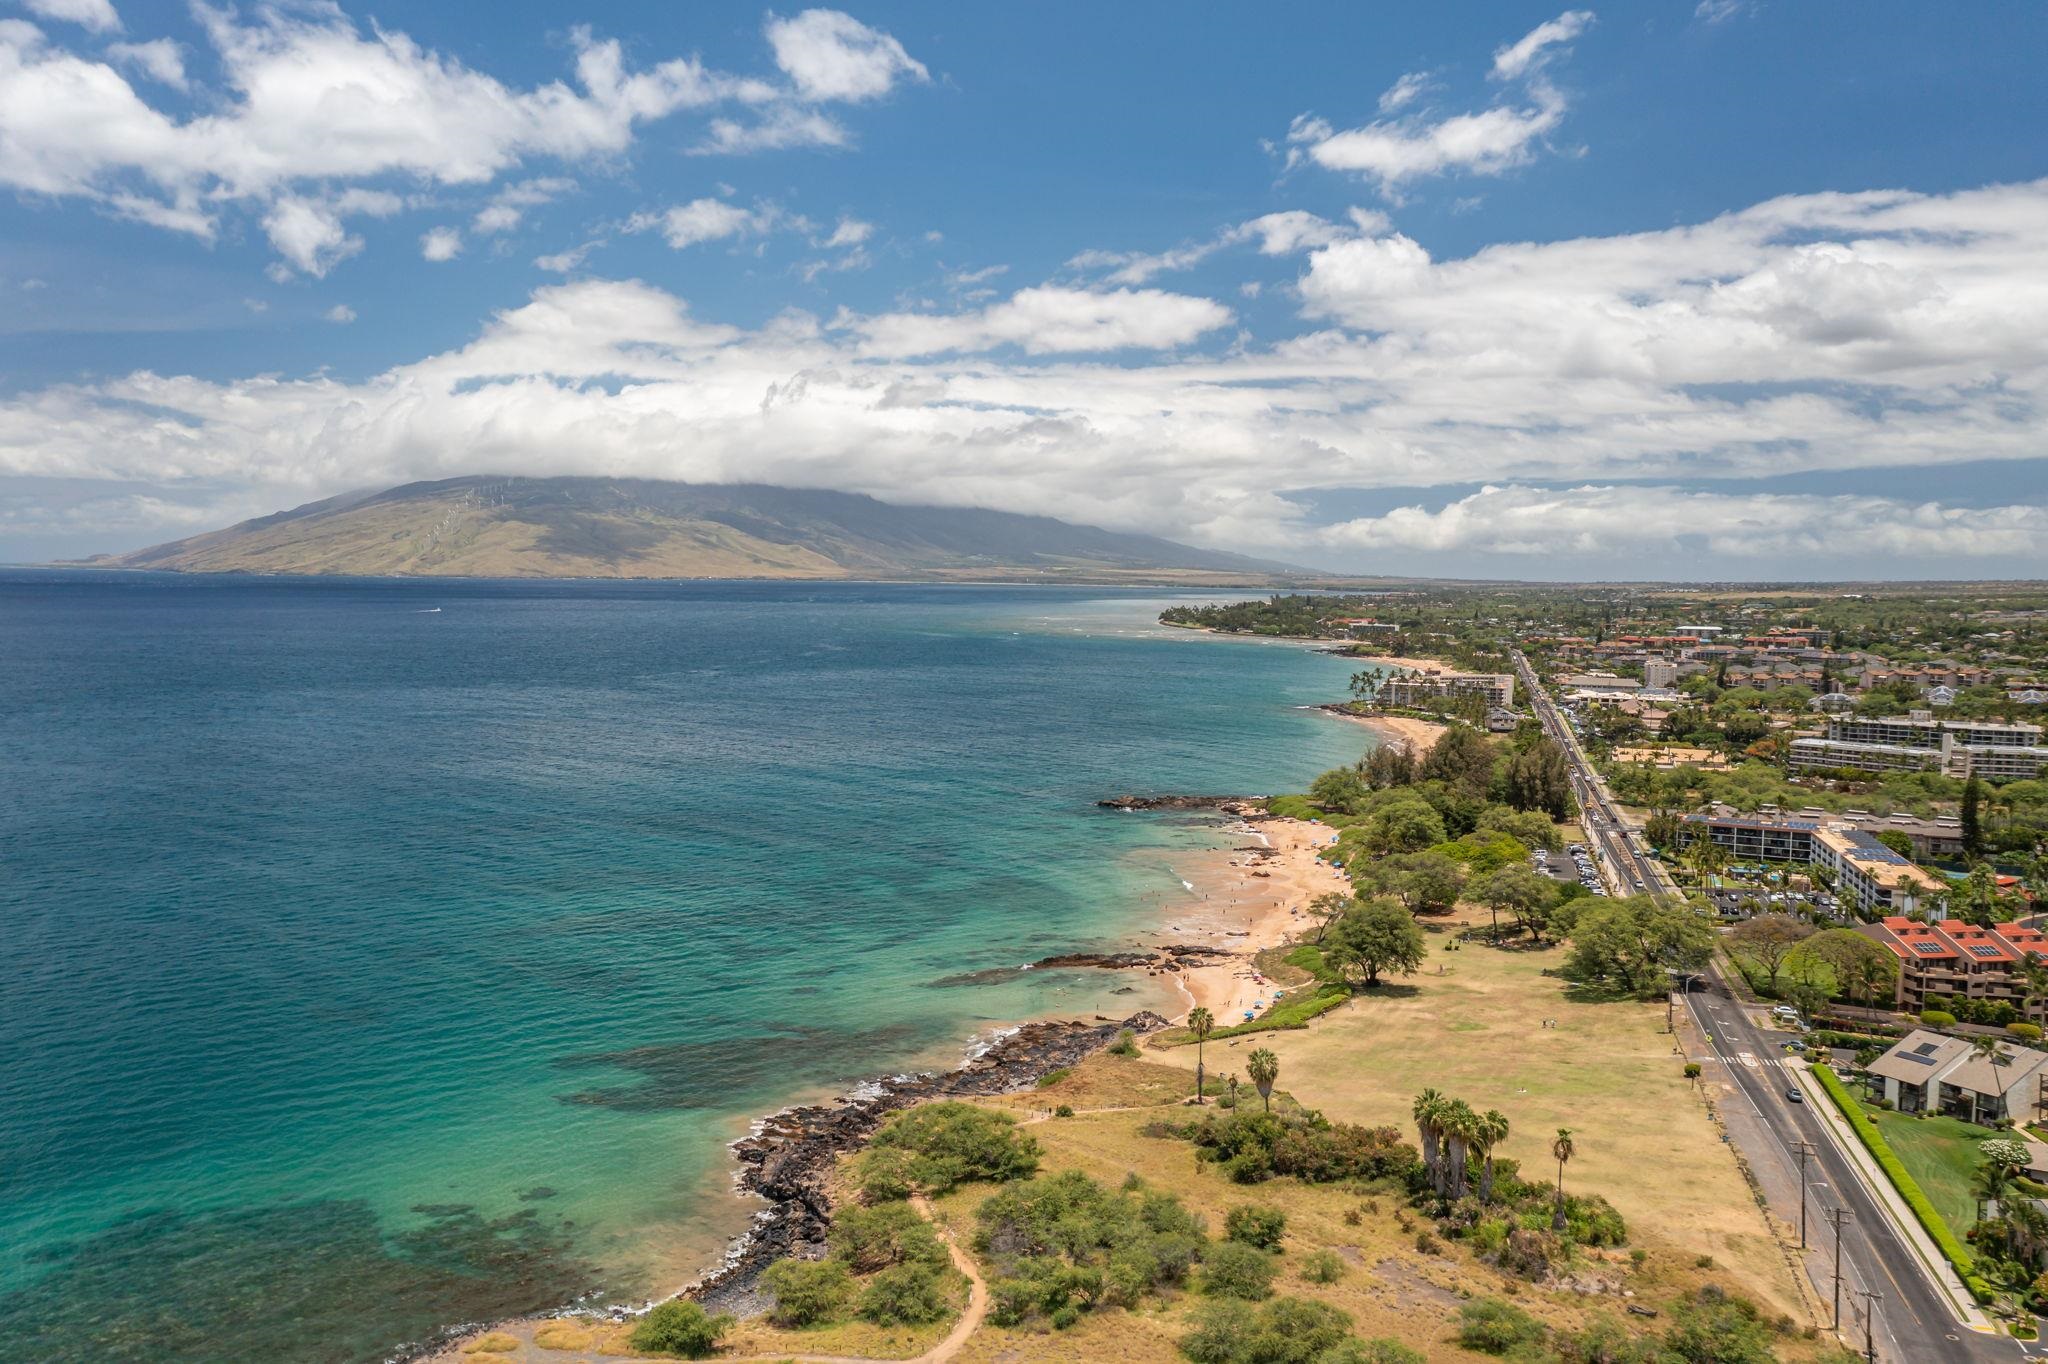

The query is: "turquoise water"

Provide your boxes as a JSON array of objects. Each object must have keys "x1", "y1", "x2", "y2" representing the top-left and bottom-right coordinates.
[{"x1": 0, "y1": 574, "x2": 1368, "y2": 1363}]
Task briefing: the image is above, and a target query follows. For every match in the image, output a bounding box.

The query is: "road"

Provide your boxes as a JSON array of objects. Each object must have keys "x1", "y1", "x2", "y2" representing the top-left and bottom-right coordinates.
[{"x1": 1510, "y1": 649, "x2": 2017, "y2": 1362}]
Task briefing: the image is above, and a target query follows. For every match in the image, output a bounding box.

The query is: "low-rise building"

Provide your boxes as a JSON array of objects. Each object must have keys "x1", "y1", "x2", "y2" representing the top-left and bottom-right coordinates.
[
  {"x1": 1861, "y1": 919, "x2": 2048, "y2": 1022},
  {"x1": 1681, "y1": 812, "x2": 1940, "y2": 916},
  {"x1": 1865, "y1": 1027, "x2": 2048, "y2": 1124},
  {"x1": 1379, "y1": 669, "x2": 1515, "y2": 709}
]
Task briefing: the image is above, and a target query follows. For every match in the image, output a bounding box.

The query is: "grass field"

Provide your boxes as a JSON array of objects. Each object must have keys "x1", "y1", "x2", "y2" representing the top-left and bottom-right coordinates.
[
  {"x1": 1145, "y1": 912, "x2": 1811, "y2": 1321},
  {"x1": 1865, "y1": 1107, "x2": 1996, "y2": 1234}
]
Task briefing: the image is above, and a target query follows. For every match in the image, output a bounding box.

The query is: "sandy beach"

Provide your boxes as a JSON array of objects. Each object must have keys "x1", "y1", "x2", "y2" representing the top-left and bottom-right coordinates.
[
  {"x1": 1153, "y1": 811, "x2": 1352, "y2": 1028},
  {"x1": 1329, "y1": 709, "x2": 1449, "y2": 754}
]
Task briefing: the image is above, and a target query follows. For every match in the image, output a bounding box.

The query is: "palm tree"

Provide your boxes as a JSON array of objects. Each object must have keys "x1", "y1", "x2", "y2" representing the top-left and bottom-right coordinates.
[
  {"x1": 1441, "y1": 1100, "x2": 1478, "y2": 1200},
  {"x1": 1473, "y1": 1109, "x2": 1511, "y2": 1203},
  {"x1": 1550, "y1": 1128, "x2": 1576, "y2": 1233},
  {"x1": 1188, "y1": 1007, "x2": 1214, "y2": 1105},
  {"x1": 1247, "y1": 1048, "x2": 1279, "y2": 1114},
  {"x1": 1411, "y1": 1089, "x2": 1447, "y2": 1193}
]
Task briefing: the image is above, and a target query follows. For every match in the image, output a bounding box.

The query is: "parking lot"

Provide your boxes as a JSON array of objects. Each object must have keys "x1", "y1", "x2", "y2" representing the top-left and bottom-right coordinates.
[
  {"x1": 1533, "y1": 842, "x2": 1607, "y2": 897},
  {"x1": 1702, "y1": 883, "x2": 1839, "y2": 920}
]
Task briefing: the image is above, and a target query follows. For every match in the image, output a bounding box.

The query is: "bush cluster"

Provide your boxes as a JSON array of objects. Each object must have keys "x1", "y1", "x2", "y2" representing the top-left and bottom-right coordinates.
[
  {"x1": 975, "y1": 1170, "x2": 1208, "y2": 1328},
  {"x1": 1458, "y1": 1288, "x2": 1789, "y2": 1363},
  {"x1": 1223, "y1": 1204, "x2": 1287, "y2": 1251},
  {"x1": 1171, "y1": 1110, "x2": 1417, "y2": 1186},
  {"x1": 628, "y1": 1300, "x2": 733, "y2": 1359},
  {"x1": 759, "y1": 1201, "x2": 960, "y2": 1331},
  {"x1": 856, "y1": 1101, "x2": 1040, "y2": 1199},
  {"x1": 1181, "y1": 1296, "x2": 1422, "y2": 1364}
]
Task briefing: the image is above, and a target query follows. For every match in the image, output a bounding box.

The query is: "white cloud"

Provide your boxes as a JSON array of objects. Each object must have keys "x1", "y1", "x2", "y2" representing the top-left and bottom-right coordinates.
[
  {"x1": 847, "y1": 284, "x2": 1233, "y2": 356},
  {"x1": 628, "y1": 198, "x2": 784, "y2": 249},
  {"x1": 473, "y1": 177, "x2": 576, "y2": 234},
  {"x1": 1490, "y1": 10, "x2": 1594, "y2": 81},
  {"x1": 535, "y1": 242, "x2": 599, "y2": 273},
  {"x1": 1069, "y1": 210, "x2": 1353, "y2": 286},
  {"x1": 420, "y1": 226, "x2": 463, "y2": 261},
  {"x1": 325, "y1": 304, "x2": 357, "y2": 324},
  {"x1": 1694, "y1": 0, "x2": 1749, "y2": 24},
  {"x1": 19, "y1": 0, "x2": 118, "y2": 33},
  {"x1": 823, "y1": 216, "x2": 873, "y2": 248},
  {"x1": 105, "y1": 37, "x2": 182, "y2": 89},
  {"x1": 765, "y1": 9, "x2": 928, "y2": 102},
  {"x1": 6, "y1": 180, "x2": 2048, "y2": 573},
  {"x1": 0, "y1": 6, "x2": 923, "y2": 271},
  {"x1": 1377, "y1": 71, "x2": 1431, "y2": 114},
  {"x1": 1319, "y1": 485, "x2": 2048, "y2": 561},
  {"x1": 1286, "y1": 11, "x2": 1589, "y2": 194},
  {"x1": 264, "y1": 190, "x2": 401, "y2": 277}
]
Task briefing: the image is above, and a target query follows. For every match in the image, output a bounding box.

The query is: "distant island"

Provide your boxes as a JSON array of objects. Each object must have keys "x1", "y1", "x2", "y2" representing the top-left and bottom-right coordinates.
[{"x1": 76, "y1": 476, "x2": 1307, "y2": 583}]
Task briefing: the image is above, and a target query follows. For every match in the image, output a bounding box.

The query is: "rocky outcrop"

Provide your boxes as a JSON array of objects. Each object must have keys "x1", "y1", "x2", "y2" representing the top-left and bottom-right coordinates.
[
  {"x1": 692, "y1": 1010, "x2": 1170, "y2": 1317},
  {"x1": 1097, "y1": 794, "x2": 1265, "y2": 812}
]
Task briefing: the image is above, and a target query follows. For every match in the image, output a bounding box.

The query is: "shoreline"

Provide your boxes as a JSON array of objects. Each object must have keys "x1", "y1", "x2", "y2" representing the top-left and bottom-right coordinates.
[{"x1": 1313, "y1": 703, "x2": 1451, "y2": 754}]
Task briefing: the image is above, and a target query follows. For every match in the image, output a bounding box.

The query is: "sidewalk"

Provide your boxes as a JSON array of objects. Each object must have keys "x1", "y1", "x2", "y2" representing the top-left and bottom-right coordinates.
[{"x1": 1795, "y1": 1058, "x2": 1999, "y2": 1334}]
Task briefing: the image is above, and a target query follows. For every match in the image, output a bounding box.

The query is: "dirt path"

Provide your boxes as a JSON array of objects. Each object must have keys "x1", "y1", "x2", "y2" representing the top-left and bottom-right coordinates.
[{"x1": 722, "y1": 1194, "x2": 989, "y2": 1364}]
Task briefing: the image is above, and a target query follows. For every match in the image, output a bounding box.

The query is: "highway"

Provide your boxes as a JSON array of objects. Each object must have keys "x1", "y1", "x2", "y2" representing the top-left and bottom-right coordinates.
[{"x1": 1510, "y1": 649, "x2": 2017, "y2": 1362}]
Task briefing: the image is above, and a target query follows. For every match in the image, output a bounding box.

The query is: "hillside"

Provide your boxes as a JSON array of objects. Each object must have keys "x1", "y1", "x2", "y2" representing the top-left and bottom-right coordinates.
[{"x1": 94, "y1": 477, "x2": 1300, "y2": 581}]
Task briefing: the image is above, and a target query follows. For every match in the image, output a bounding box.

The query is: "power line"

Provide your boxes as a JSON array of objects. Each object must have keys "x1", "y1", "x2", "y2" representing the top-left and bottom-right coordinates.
[{"x1": 1825, "y1": 1205, "x2": 1854, "y2": 1330}]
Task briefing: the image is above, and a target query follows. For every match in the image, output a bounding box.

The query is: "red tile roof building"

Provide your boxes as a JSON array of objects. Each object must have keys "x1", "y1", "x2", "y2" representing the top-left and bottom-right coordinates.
[{"x1": 1861, "y1": 917, "x2": 2048, "y2": 1017}]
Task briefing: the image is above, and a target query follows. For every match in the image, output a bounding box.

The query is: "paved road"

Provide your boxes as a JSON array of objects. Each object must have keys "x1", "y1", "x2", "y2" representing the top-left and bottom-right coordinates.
[
  {"x1": 1683, "y1": 971, "x2": 2011, "y2": 1362},
  {"x1": 1510, "y1": 649, "x2": 2018, "y2": 1361}
]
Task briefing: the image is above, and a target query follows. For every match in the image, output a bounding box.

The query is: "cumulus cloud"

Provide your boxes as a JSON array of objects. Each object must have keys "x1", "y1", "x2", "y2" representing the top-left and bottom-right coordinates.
[
  {"x1": 19, "y1": 0, "x2": 118, "y2": 33},
  {"x1": 765, "y1": 9, "x2": 928, "y2": 102},
  {"x1": 420, "y1": 226, "x2": 463, "y2": 261},
  {"x1": 325, "y1": 304, "x2": 357, "y2": 324},
  {"x1": 629, "y1": 197, "x2": 786, "y2": 249},
  {"x1": 0, "y1": 6, "x2": 922, "y2": 271},
  {"x1": 264, "y1": 189, "x2": 402, "y2": 277},
  {"x1": 473, "y1": 177, "x2": 576, "y2": 234},
  {"x1": 1286, "y1": 10, "x2": 1590, "y2": 194},
  {"x1": 105, "y1": 37, "x2": 182, "y2": 89},
  {"x1": 1319, "y1": 485, "x2": 2048, "y2": 561},
  {"x1": 1377, "y1": 71, "x2": 1431, "y2": 114},
  {"x1": 823, "y1": 216, "x2": 873, "y2": 248},
  {"x1": 4, "y1": 180, "x2": 2047, "y2": 573}
]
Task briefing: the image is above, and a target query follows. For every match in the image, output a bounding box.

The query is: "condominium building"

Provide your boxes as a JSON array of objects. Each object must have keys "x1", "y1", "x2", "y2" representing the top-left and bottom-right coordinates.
[
  {"x1": 1860, "y1": 919, "x2": 2048, "y2": 1022},
  {"x1": 1787, "y1": 712, "x2": 2048, "y2": 781},
  {"x1": 1379, "y1": 669, "x2": 1515, "y2": 709},
  {"x1": 1643, "y1": 658, "x2": 1680, "y2": 689},
  {"x1": 1680, "y1": 811, "x2": 1940, "y2": 917}
]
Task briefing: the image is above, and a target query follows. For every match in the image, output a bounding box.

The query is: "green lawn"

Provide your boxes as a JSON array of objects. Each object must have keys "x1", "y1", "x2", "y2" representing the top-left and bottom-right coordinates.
[{"x1": 1865, "y1": 1106, "x2": 1996, "y2": 1232}]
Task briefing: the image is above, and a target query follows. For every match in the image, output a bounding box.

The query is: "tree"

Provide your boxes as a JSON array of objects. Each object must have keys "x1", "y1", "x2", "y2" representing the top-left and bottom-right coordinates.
[
  {"x1": 1420, "y1": 725, "x2": 1496, "y2": 797},
  {"x1": 1472, "y1": 1109, "x2": 1510, "y2": 1203},
  {"x1": 1963, "y1": 775, "x2": 1985, "y2": 856},
  {"x1": 1362, "y1": 741, "x2": 1417, "y2": 790},
  {"x1": 1875, "y1": 829, "x2": 1916, "y2": 858},
  {"x1": 1476, "y1": 805, "x2": 1562, "y2": 852},
  {"x1": 1499, "y1": 738, "x2": 1573, "y2": 820},
  {"x1": 1550, "y1": 1128, "x2": 1576, "y2": 1233},
  {"x1": 630, "y1": 1301, "x2": 733, "y2": 1359},
  {"x1": 1349, "y1": 668, "x2": 1384, "y2": 704},
  {"x1": 1246, "y1": 1048, "x2": 1279, "y2": 1114},
  {"x1": 1188, "y1": 1008, "x2": 1215, "y2": 1105},
  {"x1": 1475, "y1": 864, "x2": 1550, "y2": 941},
  {"x1": 1563, "y1": 896, "x2": 1715, "y2": 995},
  {"x1": 1307, "y1": 891, "x2": 1352, "y2": 945},
  {"x1": 1365, "y1": 796, "x2": 1447, "y2": 856},
  {"x1": 1326, "y1": 900, "x2": 1428, "y2": 988},
  {"x1": 1791, "y1": 928, "x2": 1900, "y2": 1008},
  {"x1": 1725, "y1": 914, "x2": 1815, "y2": 994},
  {"x1": 1383, "y1": 850, "x2": 1466, "y2": 915},
  {"x1": 1309, "y1": 766, "x2": 1368, "y2": 816},
  {"x1": 1439, "y1": 1099, "x2": 1478, "y2": 1200},
  {"x1": 1411, "y1": 1090, "x2": 1446, "y2": 1196}
]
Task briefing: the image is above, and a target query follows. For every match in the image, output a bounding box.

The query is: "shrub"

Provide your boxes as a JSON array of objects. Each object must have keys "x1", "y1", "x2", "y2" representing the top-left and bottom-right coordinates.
[
  {"x1": 1808, "y1": 1065, "x2": 1992, "y2": 1302},
  {"x1": 1109, "y1": 1029, "x2": 1140, "y2": 1057},
  {"x1": 829, "y1": 1202, "x2": 947, "y2": 1273},
  {"x1": 1456, "y1": 1297, "x2": 1546, "y2": 1355},
  {"x1": 1664, "y1": 1287, "x2": 1775, "y2": 1363},
  {"x1": 860, "y1": 1101, "x2": 1040, "y2": 1196},
  {"x1": 1297, "y1": 1249, "x2": 1345, "y2": 1284},
  {"x1": 1224, "y1": 1204, "x2": 1287, "y2": 1251},
  {"x1": 1179, "y1": 1296, "x2": 1352, "y2": 1364},
  {"x1": 858, "y1": 1263, "x2": 952, "y2": 1326},
  {"x1": 1921, "y1": 1010, "x2": 1957, "y2": 1029},
  {"x1": 1037, "y1": 1068, "x2": 1073, "y2": 1089},
  {"x1": 1200, "y1": 1241, "x2": 1276, "y2": 1300},
  {"x1": 628, "y1": 1301, "x2": 732, "y2": 1359},
  {"x1": 1055, "y1": 1104, "x2": 1075, "y2": 1118},
  {"x1": 975, "y1": 1171, "x2": 1206, "y2": 1326},
  {"x1": 1684, "y1": 1062, "x2": 1702, "y2": 1079},
  {"x1": 1320, "y1": 1342, "x2": 1426, "y2": 1364},
  {"x1": 2010, "y1": 1023, "x2": 2044, "y2": 1044},
  {"x1": 759, "y1": 1257, "x2": 853, "y2": 1327},
  {"x1": 1181, "y1": 1110, "x2": 1417, "y2": 1186}
]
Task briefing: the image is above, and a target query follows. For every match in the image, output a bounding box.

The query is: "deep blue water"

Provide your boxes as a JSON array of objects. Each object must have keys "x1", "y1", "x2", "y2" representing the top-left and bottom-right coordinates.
[{"x1": 0, "y1": 573, "x2": 1368, "y2": 1363}]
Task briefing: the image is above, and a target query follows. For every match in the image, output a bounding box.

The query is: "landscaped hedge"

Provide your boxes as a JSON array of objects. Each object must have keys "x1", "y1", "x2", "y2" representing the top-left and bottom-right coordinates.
[
  {"x1": 1807, "y1": 1030, "x2": 1896, "y2": 1051},
  {"x1": 1807, "y1": 1064, "x2": 1993, "y2": 1303}
]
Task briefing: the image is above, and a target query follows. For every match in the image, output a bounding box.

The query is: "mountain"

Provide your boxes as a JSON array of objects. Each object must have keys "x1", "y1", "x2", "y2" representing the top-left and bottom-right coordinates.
[{"x1": 94, "y1": 476, "x2": 1302, "y2": 581}]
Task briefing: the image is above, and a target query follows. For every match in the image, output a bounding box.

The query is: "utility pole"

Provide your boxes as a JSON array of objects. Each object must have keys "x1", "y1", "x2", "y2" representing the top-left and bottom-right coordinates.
[
  {"x1": 1853, "y1": 1287, "x2": 1882, "y2": 1364},
  {"x1": 1791, "y1": 1141, "x2": 1817, "y2": 1249},
  {"x1": 1825, "y1": 1206, "x2": 1854, "y2": 1329}
]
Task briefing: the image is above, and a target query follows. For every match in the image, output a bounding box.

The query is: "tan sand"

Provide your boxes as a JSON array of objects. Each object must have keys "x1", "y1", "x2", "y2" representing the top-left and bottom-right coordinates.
[
  {"x1": 1152, "y1": 814, "x2": 1352, "y2": 1028},
  {"x1": 1327, "y1": 710, "x2": 1447, "y2": 754}
]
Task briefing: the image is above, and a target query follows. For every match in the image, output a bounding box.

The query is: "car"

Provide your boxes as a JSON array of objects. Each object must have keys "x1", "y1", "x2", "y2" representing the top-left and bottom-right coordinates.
[
  {"x1": 1786, "y1": 1087, "x2": 1804, "y2": 1103},
  {"x1": 1784, "y1": 1040, "x2": 1806, "y2": 1052}
]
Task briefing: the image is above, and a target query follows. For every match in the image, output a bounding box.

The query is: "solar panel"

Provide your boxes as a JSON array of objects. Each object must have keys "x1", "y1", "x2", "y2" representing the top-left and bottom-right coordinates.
[
  {"x1": 1910, "y1": 941, "x2": 1947, "y2": 955},
  {"x1": 1914, "y1": 1042, "x2": 1941, "y2": 1055},
  {"x1": 1967, "y1": 944, "x2": 2004, "y2": 958}
]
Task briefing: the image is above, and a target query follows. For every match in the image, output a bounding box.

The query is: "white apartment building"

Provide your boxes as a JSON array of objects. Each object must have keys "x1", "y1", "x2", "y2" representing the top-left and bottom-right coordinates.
[
  {"x1": 1788, "y1": 712, "x2": 2048, "y2": 781},
  {"x1": 1379, "y1": 670, "x2": 1515, "y2": 709}
]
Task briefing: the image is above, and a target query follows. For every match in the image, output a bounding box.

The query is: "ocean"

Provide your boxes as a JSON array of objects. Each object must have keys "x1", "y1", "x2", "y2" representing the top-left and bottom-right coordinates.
[{"x1": 0, "y1": 573, "x2": 1370, "y2": 1363}]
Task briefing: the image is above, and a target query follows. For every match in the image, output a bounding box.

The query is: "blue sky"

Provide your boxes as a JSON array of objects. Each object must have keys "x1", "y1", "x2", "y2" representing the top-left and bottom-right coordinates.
[{"x1": 2, "y1": 0, "x2": 2046, "y2": 578}]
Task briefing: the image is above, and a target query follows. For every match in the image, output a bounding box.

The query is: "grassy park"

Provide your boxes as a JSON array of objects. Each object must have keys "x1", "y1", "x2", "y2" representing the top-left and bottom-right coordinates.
[{"x1": 1864, "y1": 1107, "x2": 1998, "y2": 1235}]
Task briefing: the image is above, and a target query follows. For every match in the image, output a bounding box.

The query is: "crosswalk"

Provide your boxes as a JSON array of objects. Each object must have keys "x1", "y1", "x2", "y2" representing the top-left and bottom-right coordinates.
[{"x1": 1700, "y1": 1051, "x2": 1796, "y2": 1070}]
